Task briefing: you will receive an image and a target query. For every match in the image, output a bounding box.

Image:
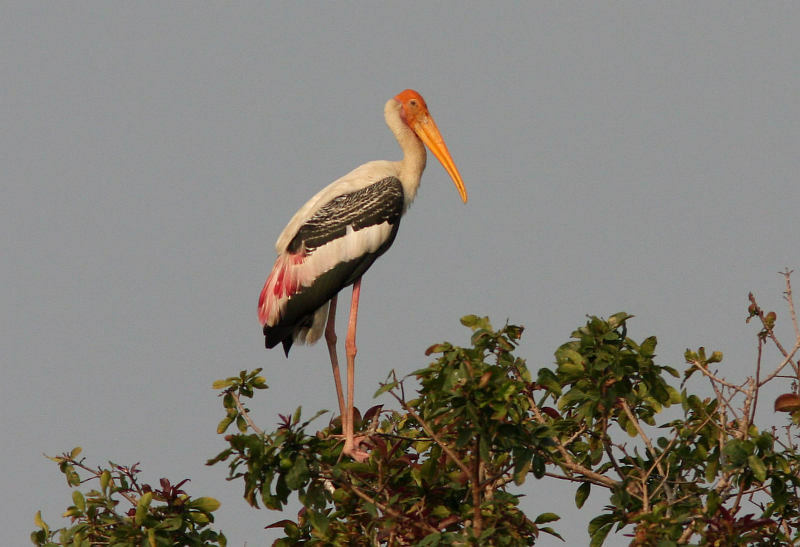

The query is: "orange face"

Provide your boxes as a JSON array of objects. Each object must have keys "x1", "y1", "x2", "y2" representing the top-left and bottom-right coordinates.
[{"x1": 395, "y1": 89, "x2": 467, "y2": 203}]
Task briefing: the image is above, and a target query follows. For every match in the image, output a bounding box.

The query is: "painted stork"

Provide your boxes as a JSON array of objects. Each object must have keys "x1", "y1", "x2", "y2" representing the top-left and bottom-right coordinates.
[{"x1": 258, "y1": 89, "x2": 467, "y2": 460}]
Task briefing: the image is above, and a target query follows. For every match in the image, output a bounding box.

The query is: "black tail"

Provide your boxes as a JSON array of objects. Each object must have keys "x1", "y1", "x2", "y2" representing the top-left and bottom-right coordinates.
[{"x1": 263, "y1": 323, "x2": 293, "y2": 357}]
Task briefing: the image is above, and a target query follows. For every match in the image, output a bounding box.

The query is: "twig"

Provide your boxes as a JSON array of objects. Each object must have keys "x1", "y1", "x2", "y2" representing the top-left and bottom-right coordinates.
[
  {"x1": 598, "y1": 417, "x2": 626, "y2": 480},
  {"x1": 782, "y1": 269, "x2": 799, "y2": 341},
  {"x1": 751, "y1": 338, "x2": 764, "y2": 424},
  {"x1": 386, "y1": 390, "x2": 472, "y2": 478},
  {"x1": 619, "y1": 400, "x2": 675, "y2": 505},
  {"x1": 471, "y1": 436, "x2": 483, "y2": 537},
  {"x1": 749, "y1": 292, "x2": 800, "y2": 377},
  {"x1": 528, "y1": 396, "x2": 618, "y2": 488},
  {"x1": 230, "y1": 389, "x2": 265, "y2": 436},
  {"x1": 335, "y1": 474, "x2": 440, "y2": 535},
  {"x1": 757, "y1": 341, "x2": 800, "y2": 387},
  {"x1": 688, "y1": 360, "x2": 748, "y2": 394},
  {"x1": 678, "y1": 523, "x2": 695, "y2": 543}
]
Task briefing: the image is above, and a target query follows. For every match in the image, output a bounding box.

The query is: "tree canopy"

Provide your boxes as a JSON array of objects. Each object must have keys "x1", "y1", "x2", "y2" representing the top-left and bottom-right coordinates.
[{"x1": 33, "y1": 271, "x2": 800, "y2": 545}]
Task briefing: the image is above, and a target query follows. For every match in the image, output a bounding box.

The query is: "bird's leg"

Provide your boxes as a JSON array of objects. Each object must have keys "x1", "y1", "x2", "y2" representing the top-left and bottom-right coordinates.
[
  {"x1": 324, "y1": 296, "x2": 346, "y2": 422},
  {"x1": 343, "y1": 277, "x2": 369, "y2": 462}
]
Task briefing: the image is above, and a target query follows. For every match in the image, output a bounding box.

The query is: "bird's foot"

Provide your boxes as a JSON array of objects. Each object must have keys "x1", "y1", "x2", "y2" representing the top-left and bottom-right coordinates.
[{"x1": 342, "y1": 435, "x2": 371, "y2": 462}]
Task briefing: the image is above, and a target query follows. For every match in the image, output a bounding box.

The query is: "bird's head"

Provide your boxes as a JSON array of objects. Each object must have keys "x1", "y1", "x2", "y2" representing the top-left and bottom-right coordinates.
[{"x1": 394, "y1": 89, "x2": 468, "y2": 203}]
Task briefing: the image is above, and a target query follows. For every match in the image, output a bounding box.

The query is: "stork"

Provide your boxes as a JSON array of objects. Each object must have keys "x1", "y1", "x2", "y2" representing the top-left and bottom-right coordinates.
[{"x1": 258, "y1": 89, "x2": 467, "y2": 461}]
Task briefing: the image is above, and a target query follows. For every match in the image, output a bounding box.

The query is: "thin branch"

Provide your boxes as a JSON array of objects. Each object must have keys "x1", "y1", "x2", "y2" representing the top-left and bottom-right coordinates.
[
  {"x1": 374, "y1": 432, "x2": 432, "y2": 443},
  {"x1": 757, "y1": 341, "x2": 800, "y2": 386},
  {"x1": 688, "y1": 360, "x2": 748, "y2": 394},
  {"x1": 751, "y1": 338, "x2": 764, "y2": 425},
  {"x1": 678, "y1": 522, "x2": 695, "y2": 543},
  {"x1": 749, "y1": 291, "x2": 800, "y2": 377},
  {"x1": 230, "y1": 389, "x2": 264, "y2": 436},
  {"x1": 387, "y1": 390, "x2": 472, "y2": 479},
  {"x1": 528, "y1": 396, "x2": 618, "y2": 489},
  {"x1": 782, "y1": 269, "x2": 799, "y2": 341},
  {"x1": 471, "y1": 436, "x2": 483, "y2": 537},
  {"x1": 335, "y1": 473, "x2": 440, "y2": 535},
  {"x1": 619, "y1": 399, "x2": 675, "y2": 505},
  {"x1": 739, "y1": 377, "x2": 756, "y2": 439},
  {"x1": 542, "y1": 471, "x2": 614, "y2": 488}
]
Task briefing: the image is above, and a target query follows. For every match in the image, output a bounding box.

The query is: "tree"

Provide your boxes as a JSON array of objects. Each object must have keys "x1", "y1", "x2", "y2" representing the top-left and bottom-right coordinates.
[
  {"x1": 34, "y1": 270, "x2": 800, "y2": 545},
  {"x1": 30, "y1": 448, "x2": 226, "y2": 546}
]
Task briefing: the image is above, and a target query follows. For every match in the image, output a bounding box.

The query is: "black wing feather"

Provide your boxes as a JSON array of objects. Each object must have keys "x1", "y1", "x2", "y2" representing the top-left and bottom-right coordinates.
[{"x1": 264, "y1": 177, "x2": 405, "y2": 354}]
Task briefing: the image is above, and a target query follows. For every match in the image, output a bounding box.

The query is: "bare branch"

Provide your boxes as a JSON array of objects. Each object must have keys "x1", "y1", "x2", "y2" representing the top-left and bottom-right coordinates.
[
  {"x1": 757, "y1": 341, "x2": 800, "y2": 386},
  {"x1": 782, "y1": 269, "x2": 799, "y2": 341}
]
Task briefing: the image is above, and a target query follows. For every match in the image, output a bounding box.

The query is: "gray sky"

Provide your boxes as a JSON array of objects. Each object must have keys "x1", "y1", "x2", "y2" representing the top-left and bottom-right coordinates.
[{"x1": 3, "y1": 4, "x2": 799, "y2": 545}]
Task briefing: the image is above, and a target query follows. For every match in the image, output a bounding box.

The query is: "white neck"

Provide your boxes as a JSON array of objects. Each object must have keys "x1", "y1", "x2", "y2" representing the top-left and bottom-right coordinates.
[{"x1": 384, "y1": 98, "x2": 426, "y2": 205}]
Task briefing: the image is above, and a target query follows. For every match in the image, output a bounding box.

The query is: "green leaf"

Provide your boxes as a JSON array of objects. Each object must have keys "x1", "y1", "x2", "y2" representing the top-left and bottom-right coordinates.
[
  {"x1": 100, "y1": 469, "x2": 111, "y2": 494},
  {"x1": 534, "y1": 512, "x2": 560, "y2": 524},
  {"x1": 373, "y1": 381, "x2": 398, "y2": 398},
  {"x1": 640, "y1": 336, "x2": 657, "y2": 356},
  {"x1": 531, "y1": 455, "x2": 545, "y2": 479},
  {"x1": 536, "y1": 368, "x2": 562, "y2": 395},
  {"x1": 588, "y1": 514, "x2": 614, "y2": 547},
  {"x1": 64, "y1": 464, "x2": 81, "y2": 487},
  {"x1": 306, "y1": 511, "x2": 330, "y2": 536},
  {"x1": 431, "y1": 505, "x2": 451, "y2": 519},
  {"x1": 212, "y1": 379, "x2": 235, "y2": 390},
  {"x1": 292, "y1": 406, "x2": 302, "y2": 425},
  {"x1": 748, "y1": 454, "x2": 767, "y2": 482},
  {"x1": 624, "y1": 418, "x2": 638, "y2": 437},
  {"x1": 575, "y1": 481, "x2": 591, "y2": 509},
  {"x1": 69, "y1": 447, "x2": 82, "y2": 459},
  {"x1": 460, "y1": 314, "x2": 491, "y2": 330},
  {"x1": 34, "y1": 510, "x2": 48, "y2": 532},
  {"x1": 285, "y1": 457, "x2": 309, "y2": 490},
  {"x1": 160, "y1": 516, "x2": 184, "y2": 531},
  {"x1": 666, "y1": 385, "x2": 682, "y2": 404},
  {"x1": 707, "y1": 490, "x2": 720, "y2": 514},
  {"x1": 723, "y1": 440, "x2": 749, "y2": 466},
  {"x1": 190, "y1": 497, "x2": 221, "y2": 512},
  {"x1": 222, "y1": 392, "x2": 235, "y2": 409},
  {"x1": 513, "y1": 458, "x2": 531, "y2": 485},
  {"x1": 135, "y1": 492, "x2": 152, "y2": 525},
  {"x1": 217, "y1": 416, "x2": 233, "y2": 434},
  {"x1": 539, "y1": 526, "x2": 564, "y2": 541},
  {"x1": 425, "y1": 343, "x2": 451, "y2": 356},
  {"x1": 460, "y1": 314, "x2": 481, "y2": 327},
  {"x1": 607, "y1": 312, "x2": 633, "y2": 329},
  {"x1": 479, "y1": 435, "x2": 490, "y2": 463},
  {"x1": 557, "y1": 348, "x2": 586, "y2": 368},
  {"x1": 72, "y1": 490, "x2": 86, "y2": 513}
]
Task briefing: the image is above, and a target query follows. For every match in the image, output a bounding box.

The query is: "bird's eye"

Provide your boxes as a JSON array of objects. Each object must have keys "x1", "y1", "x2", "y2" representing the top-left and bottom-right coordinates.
[{"x1": 409, "y1": 99, "x2": 418, "y2": 107}]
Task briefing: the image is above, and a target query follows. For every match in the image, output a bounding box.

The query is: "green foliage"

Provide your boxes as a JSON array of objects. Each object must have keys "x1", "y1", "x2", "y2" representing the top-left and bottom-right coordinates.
[
  {"x1": 206, "y1": 304, "x2": 800, "y2": 545},
  {"x1": 208, "y1": 316, "x2": 561, "y2": 545},
  {"x1": 31, "y1": 448, "x2": 225, "y2": 546},
  {"x1": 34, "y1": 271, "x2": 800, "y2": 544}
]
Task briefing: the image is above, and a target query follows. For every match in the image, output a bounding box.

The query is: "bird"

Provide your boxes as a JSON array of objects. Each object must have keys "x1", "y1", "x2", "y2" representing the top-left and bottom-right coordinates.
[{"x1": 258, "y1": 89, "x2": 467, "y2": 461}]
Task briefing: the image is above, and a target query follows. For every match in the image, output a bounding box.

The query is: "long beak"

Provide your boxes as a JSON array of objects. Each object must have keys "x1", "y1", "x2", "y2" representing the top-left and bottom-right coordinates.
[{"x1": 412, "y1": 115, "x2": 468, "y2": 203}]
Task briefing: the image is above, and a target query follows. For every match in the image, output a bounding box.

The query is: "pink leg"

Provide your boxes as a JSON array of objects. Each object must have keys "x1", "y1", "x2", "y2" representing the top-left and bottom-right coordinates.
[
  {"x1": 324, "y1": 296, "x2": 346, "y2": 421},
  {"x1": 343, "y1": 277, "x2": 368, "y2": 461}
]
